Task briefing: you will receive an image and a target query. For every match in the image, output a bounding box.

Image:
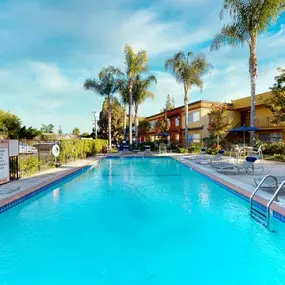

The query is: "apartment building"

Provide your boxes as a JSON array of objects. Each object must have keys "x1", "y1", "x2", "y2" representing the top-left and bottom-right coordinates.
[{"x1": 141, "y1": 92, "x2": 285, "y2": 144}]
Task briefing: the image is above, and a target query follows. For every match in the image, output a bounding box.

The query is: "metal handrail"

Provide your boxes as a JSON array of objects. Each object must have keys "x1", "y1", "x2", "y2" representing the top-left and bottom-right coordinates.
[
  {"x1": 250, "y1": 175, "x2": 278, "y2": 207},
  {"x1": 266, "y1": 180, "x2": 285, "y2": 228}
]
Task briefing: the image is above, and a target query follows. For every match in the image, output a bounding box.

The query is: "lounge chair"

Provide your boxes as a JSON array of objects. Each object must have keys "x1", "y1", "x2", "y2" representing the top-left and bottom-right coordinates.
[
  {"x1": 195, "y1": 150, "x2": 225, "y2": 165},
  {"x1": 144, "y1": 145, "x2": 152, "y2": 155},
  {"x1": 214, "y1": 156, "x2": 258, "y2": 173},
  {"x1": 254, "y1": 176, "x2": 285, "y2": 190},
  {"x1": 159, "y1": 143, "x2": 167, "y2": 154},
  {"x1": 121, "y1": 145, "x2": 131, "y2": 155}
]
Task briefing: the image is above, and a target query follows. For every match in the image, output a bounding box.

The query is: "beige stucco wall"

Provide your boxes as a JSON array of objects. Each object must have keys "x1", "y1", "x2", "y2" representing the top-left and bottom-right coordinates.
[
  {"x1": 226, "y1": 110, "x2": 240, "y2": 129},
  {"x1": 231, "y1": 92, "x2": 272, "y2": 109},
  {"x1": 180, "y1": 107, "x2": 241, "y2": 139}
]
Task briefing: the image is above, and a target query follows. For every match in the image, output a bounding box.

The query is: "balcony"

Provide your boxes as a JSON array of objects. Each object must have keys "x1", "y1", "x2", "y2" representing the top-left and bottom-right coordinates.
[{"x1": 243, "y1": 117, "x2": 285, "y2": 129}]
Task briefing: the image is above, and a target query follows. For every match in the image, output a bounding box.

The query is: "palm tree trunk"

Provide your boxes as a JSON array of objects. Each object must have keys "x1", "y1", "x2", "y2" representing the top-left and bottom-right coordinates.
[
  {"x1": 184, "y1": 88, "x2": 189, "y2": 147},
  {"x1": 128, "y1": 81, "x2": 133, "y2": 147},
  {"x1": 249, "y1": 40, "x2": 257, "y2": 146},
  {"x1": 135, "y1": 104, "x2": 139, "y2": 146},
  {"x1": 107, "y1": 94, "x2": 112, "y2": 149},
  {"x1": 123, "y1": 106, "x2": 127, "y2": 141}
]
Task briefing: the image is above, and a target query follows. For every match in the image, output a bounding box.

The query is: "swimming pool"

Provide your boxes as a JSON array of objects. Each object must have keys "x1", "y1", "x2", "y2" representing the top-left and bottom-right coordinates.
[{"x1": 1, "y1": 157, "x2": 285, "y2": 284}]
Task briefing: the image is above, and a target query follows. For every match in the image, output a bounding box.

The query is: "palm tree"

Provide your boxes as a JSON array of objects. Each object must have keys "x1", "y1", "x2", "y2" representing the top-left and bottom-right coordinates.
[
  {"x1": 124, "y1": 45, "x2": 148, "y2": 145},
  {"x1": 84, "y1": 66, "x2": 121, "y2": 149},
  {"x1": 165, "y1": 51, "x2": 212, "y2": 146},
  {"x1": 118, "y1": 84, "x2": 129, "y2": 141},
  {"x1": 211, "y1": 0, "x2": 285, "y2": 144},
  {"x1": 133, "y1": 74, "x2": 157, "y2": 143}
]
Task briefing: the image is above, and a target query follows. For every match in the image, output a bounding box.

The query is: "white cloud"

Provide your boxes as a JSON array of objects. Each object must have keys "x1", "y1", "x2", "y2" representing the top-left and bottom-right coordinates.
[
  {"x1": 0, "y1": 0, "x2": 284, "y2": 131},
  {"x1": 0, "y1": 61, "x2": 104, "y2": 133}
]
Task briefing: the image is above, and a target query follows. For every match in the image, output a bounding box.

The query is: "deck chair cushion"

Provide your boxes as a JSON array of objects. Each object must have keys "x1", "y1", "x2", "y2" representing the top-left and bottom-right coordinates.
[{"x1": 246, "y1": 156, "x2": 257, "y2": 162}]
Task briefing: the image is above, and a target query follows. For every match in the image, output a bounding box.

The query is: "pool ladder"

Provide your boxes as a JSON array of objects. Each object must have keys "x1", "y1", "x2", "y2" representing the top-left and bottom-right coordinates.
[{"x1": 250, "y1": 174, "x2": 285, "y2": 229}]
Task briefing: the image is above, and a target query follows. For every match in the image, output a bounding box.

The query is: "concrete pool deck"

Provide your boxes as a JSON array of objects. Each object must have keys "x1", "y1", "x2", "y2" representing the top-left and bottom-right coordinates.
[{"x1": 0, "y1": 156, "x2": 102, "y2": 211}]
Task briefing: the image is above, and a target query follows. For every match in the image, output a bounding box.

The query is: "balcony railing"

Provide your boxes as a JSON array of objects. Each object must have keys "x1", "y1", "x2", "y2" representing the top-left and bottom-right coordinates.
[{"x1": 243, "y1": 117, "x2": 285, "y2": 128}]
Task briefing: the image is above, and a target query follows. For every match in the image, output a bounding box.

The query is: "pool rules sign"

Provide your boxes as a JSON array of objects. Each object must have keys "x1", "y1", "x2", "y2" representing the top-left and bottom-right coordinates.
[{"x1": 0, "y1": 140, "x2": 9, "y2": 184}]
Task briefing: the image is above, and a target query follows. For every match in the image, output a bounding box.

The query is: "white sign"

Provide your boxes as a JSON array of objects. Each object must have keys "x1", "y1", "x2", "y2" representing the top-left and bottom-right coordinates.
[
  {"x1": 9, "y1": 140, "x2": 19, "y2": 157},
  {"x1": 0, "y1": 140, "x2": 9, "y2": 184}
]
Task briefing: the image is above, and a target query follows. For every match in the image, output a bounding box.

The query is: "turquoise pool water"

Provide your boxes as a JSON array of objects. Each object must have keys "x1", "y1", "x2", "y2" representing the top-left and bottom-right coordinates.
[{"x1": 1, "y1": 157, "x2": 285, "y2": 284}]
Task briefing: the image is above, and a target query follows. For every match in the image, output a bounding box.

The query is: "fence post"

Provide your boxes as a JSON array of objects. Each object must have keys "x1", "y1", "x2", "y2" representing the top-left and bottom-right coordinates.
[{"x1": 38, "y1": 140, "x2": 41, "y2": 172}]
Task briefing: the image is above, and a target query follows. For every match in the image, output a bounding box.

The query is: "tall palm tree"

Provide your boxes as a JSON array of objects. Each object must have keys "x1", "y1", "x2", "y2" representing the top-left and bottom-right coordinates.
[
  {"x1": 165, "y1": 51, "x2": 212, "y2": 146},
  {"x1": 84, "y1": 66, "x2": 121, "y2": 148},
  {"x1": 118, "y1": 84, "x2": 129, "y2": 141},
  {"x1": 211, "y1": 0, "x2": 285, "y2": 144},
  {"x1": 124, "y1": 45, "x2": 148, "y2": 145},
  {"x1": 133, "y1": 74, "x2": 157, "y2": 143}
]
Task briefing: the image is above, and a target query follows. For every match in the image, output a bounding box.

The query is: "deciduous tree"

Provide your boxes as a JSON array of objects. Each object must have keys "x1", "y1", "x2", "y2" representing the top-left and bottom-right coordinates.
[
  {"x1": 155, "y1": 113, "x2": 170, "y2": 133},
  {"x1": 208, "y1": 104, "x2": 232, "y2": 147},
  {"x1": 163, "y1": 94, "x2": 175, "y2": 111},
  {"x1": 98, "y1": 97, "x2": 124, "y2": 143},
  {"x1": 0, "y1": 110, "x2": 21, "y2": 138},
  {"x1": 264, "y1": 67, "x2": 285, "y2": 124},
  {"x1": 72, "y1": 127, "x2": 80, "y2": 136}
]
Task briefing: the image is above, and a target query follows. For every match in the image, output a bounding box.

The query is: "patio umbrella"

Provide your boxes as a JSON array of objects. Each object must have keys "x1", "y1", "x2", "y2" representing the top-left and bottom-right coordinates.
[{"x1": 228, "y1": 126, "x2": 259, "y2": 146}]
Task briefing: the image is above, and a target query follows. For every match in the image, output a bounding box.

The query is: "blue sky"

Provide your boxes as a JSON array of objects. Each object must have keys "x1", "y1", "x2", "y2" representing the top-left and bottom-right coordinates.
[{"x1": 0, "y1": 0, "x2": 284, "y2": 133}]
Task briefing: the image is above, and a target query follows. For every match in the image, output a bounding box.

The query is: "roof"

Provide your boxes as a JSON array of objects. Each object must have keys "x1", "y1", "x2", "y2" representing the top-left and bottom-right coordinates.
[
  {"x1": 145, "y1": 92, "x2": 273, "y2": 120},
  {"x1": 146, "y1": 99, "x2": 231, "y2": 120},
  {"x1": 231, "y1": 92, "x2": 272, "y2": 109}
]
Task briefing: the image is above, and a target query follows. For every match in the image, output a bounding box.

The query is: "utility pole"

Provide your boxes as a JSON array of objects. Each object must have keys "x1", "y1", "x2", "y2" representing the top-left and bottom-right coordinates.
[{"x1": 92, "y1": 111, "x2": 98, "y2": 139}]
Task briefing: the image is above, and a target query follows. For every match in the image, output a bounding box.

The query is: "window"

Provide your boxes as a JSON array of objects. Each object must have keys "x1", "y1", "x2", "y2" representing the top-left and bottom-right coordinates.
[
  {"x1": 149, "y1": 120, "x2": 156, "y2": 129},
  {"x1": 188, "y1": 133, "x2": 200, "y2": 143},
  {"x1": 259, "y1": 132, "x2": 282, "y2": 142},
  {"x1": 188, "y1": 111, "x2": 200, "y2": 123},
  {"x1": 175, "y1": 117, "x2": 179, "y2": 127}
]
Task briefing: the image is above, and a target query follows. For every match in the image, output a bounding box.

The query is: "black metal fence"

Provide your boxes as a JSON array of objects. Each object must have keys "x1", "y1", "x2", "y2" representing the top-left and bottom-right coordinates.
[{"x1": 18, "y1": 140, "x2": 57, "y2": 177}]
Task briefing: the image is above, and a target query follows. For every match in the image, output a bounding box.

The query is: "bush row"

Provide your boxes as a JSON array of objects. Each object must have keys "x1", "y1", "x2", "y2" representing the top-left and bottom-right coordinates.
[
  {"x1": 177, "y1": 143, "x2": 202, "y2": 154},
  {"x1": 58, "y1": 139, "x2": 108, "y2": 163},
  {"x1": 19, "y1": 139, "x2": 108, "y2": 177},
  {"x1": 19, "y1": 156, "x2": 55, "y2": 177},
  {"x1": 255, "y1": 140, "x2": 285, "y2": 155}
]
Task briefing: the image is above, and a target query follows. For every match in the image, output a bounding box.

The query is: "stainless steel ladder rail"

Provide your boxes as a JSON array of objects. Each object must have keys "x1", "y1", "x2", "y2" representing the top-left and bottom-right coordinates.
[
  {"x1": 250, "y1": 175, "x2": 278, "y2": 228},
  {"x1": 250, "y1": 175, "x2": 278, "y2": 206},
  {"x1": 266, "y1": 180, "x2": 285, "y2": 229}
]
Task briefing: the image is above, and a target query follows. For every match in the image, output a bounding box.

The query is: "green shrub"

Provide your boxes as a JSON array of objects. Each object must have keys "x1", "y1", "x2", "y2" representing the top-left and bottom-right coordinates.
[
  {"x1": 205, "y1": 148, "x2": 218, "y2": 155},
  {"x1": 273, "y1": 153, "x2": 285, "y2": 160},
  {"x1": 188, "y1": 143, "x2": 201, "y2": 153},
  {"x1": 19, "y1": 156, "x2": 41, "y2": 176},
  {"x1": 178, "y1": 147, "x2": 188, "y2": 153},
  {"x1": 18, "y1": 139, "x2": 107, "y2": 176},
  {"x1": 255, "y1": 141, "x2": 285, "y2": 155},
  {"x1": 58, "y1": 139, "x2": 107, "y2": 163}
]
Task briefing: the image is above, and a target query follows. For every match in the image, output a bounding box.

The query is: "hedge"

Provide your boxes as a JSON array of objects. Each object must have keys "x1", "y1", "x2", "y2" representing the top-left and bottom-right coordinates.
[
  {"x1": 19, "y1": 139, "x2": 107, "y2": 177},
  {"x1": 177, "y1": 143, "x2": 202, "y2": 154},
  {"x1": 255, "y1": 140, "x2": 285, "y2": 155},
  {"x1": 58, "y1": 139, "x2": 107, "y2": 163}
]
